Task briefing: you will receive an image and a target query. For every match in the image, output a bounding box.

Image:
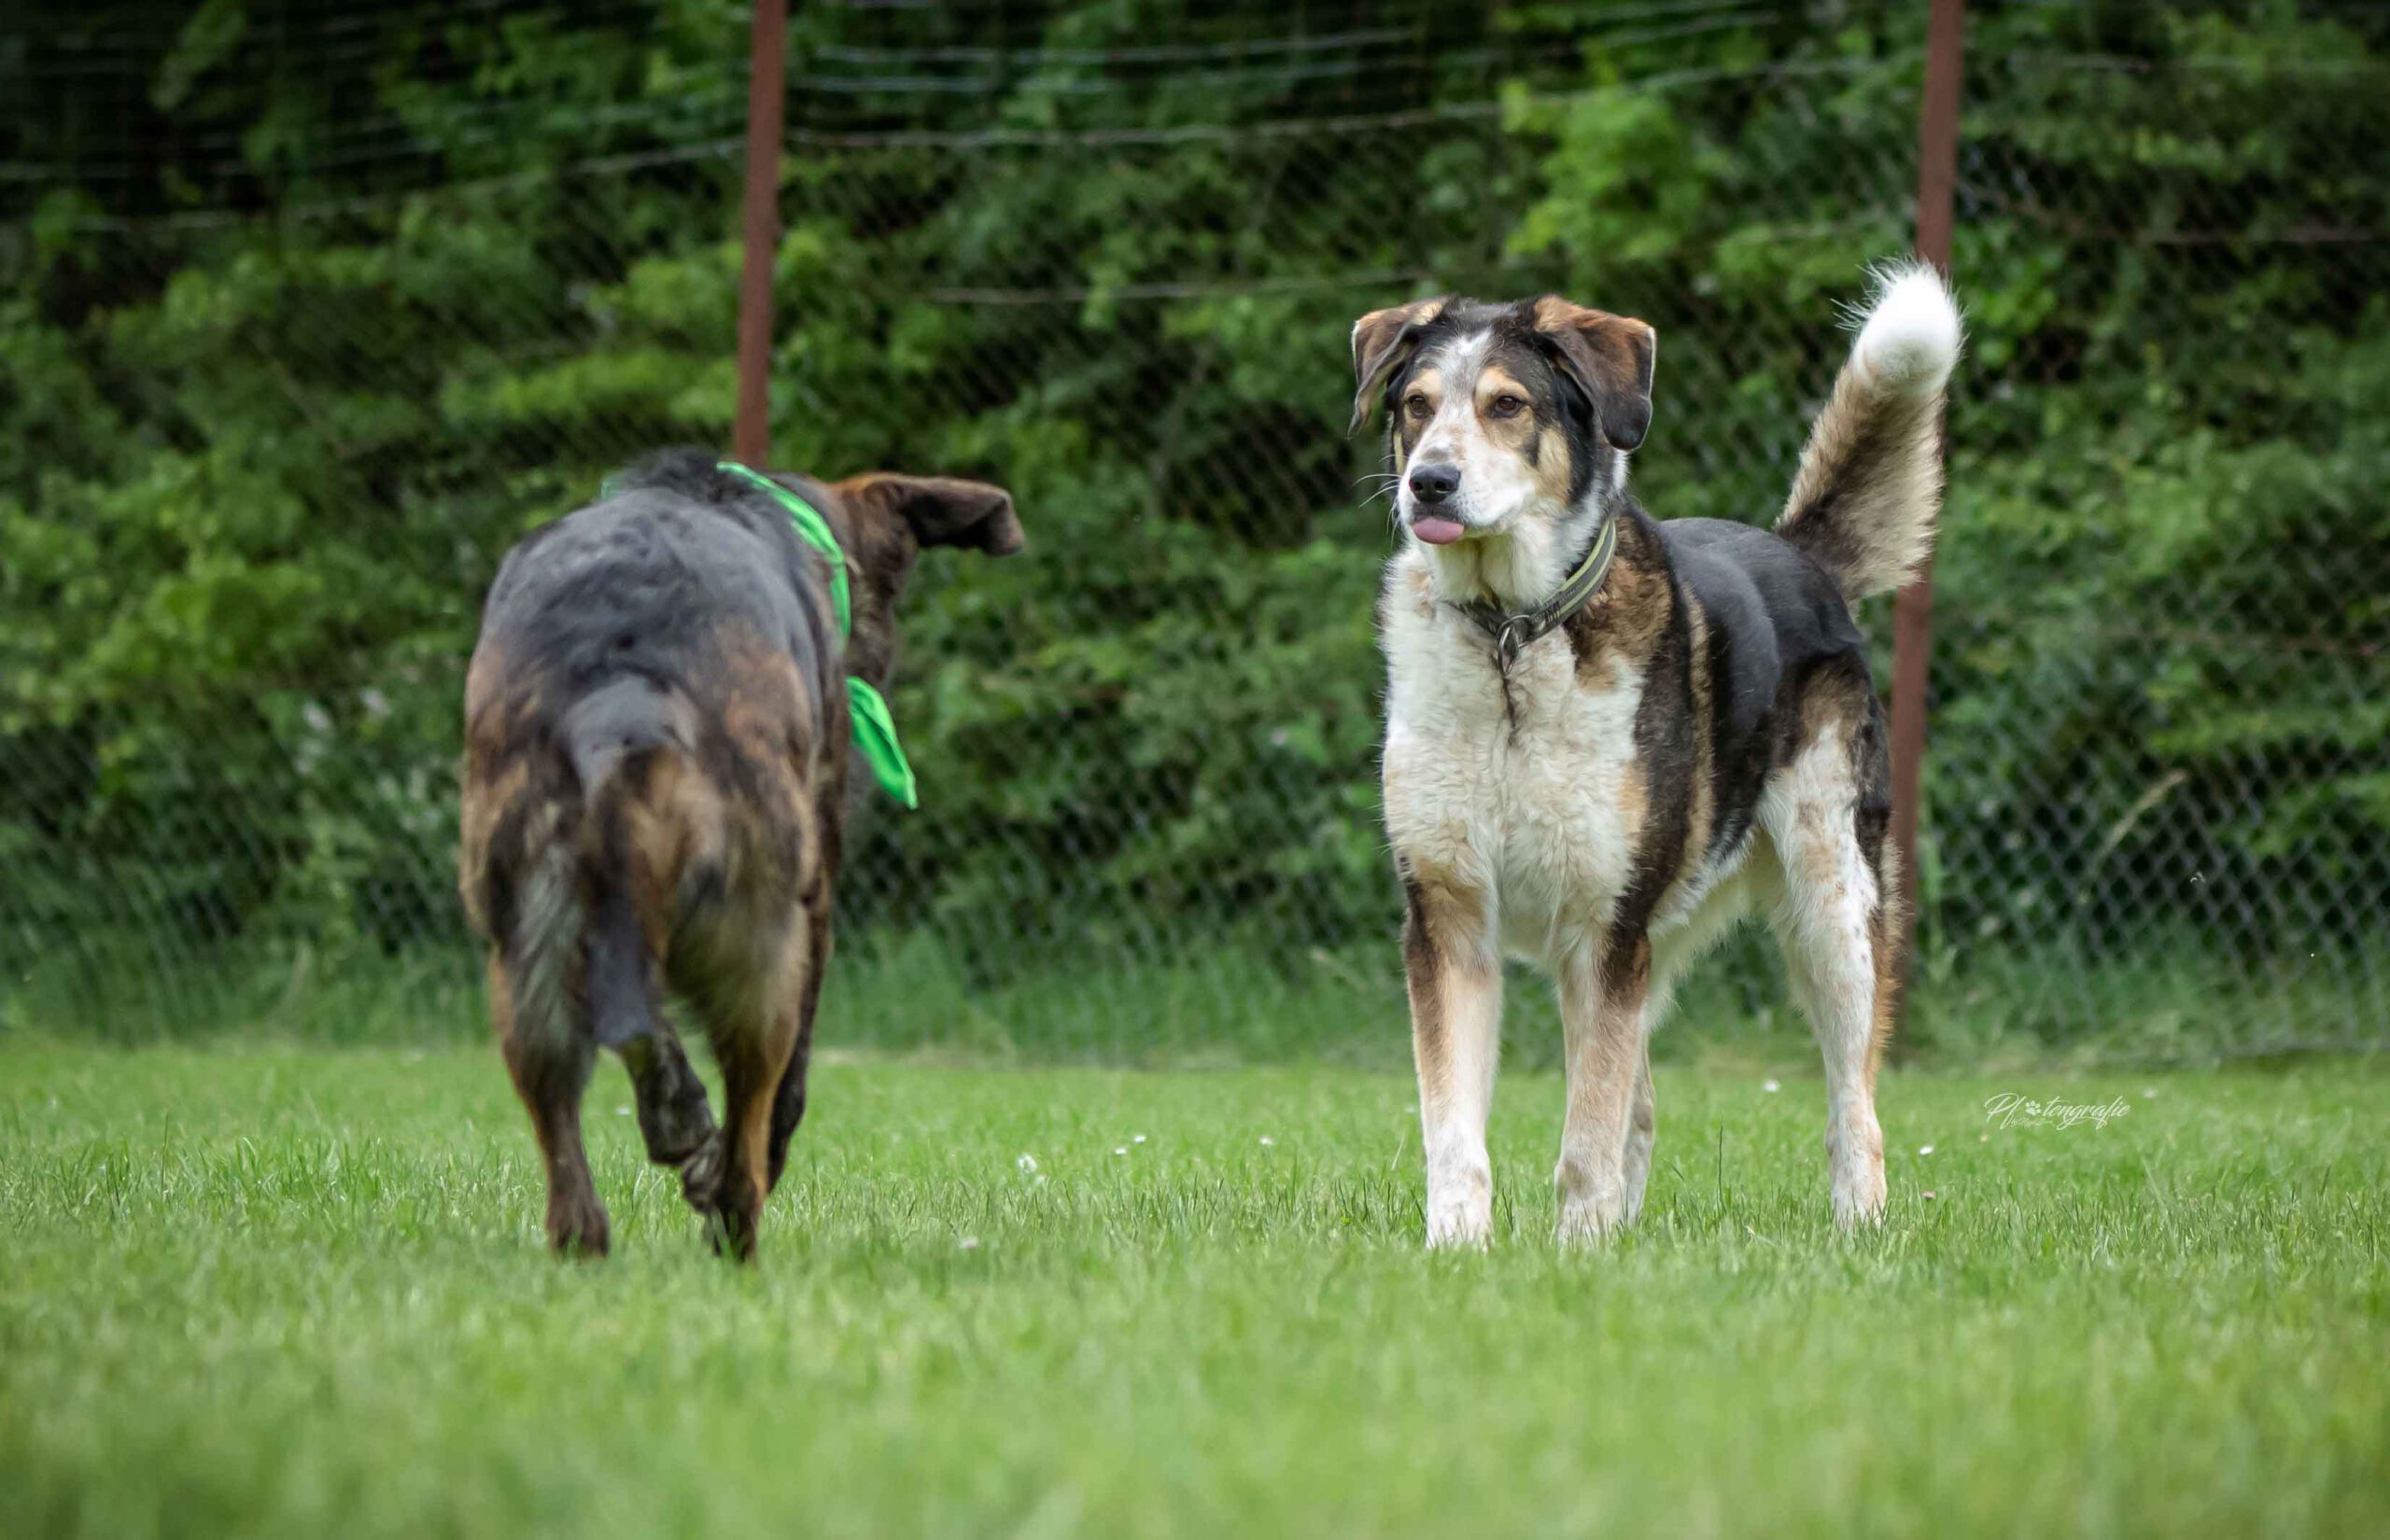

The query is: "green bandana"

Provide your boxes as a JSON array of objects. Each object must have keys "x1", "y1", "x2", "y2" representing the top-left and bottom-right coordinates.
[{"x1": 712, "y1": 461, "x2": 919, "y2": 809}]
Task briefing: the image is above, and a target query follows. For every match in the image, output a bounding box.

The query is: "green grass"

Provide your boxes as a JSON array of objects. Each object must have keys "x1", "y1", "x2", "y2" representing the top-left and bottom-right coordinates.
[
  {"x1": 9, "y1": 930, "x2": 2387, "y2": 1069},
  {"x1": 2, "y1": 1044, "x2": 2384, "y2": 1538}
]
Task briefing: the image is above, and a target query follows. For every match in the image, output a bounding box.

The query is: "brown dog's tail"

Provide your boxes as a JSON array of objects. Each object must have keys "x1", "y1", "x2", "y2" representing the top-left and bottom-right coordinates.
[
  {"x1": 561, "y1": 679, "x2": 703, "y2": 1057},
  {"x1": 1776, "y1": 263, "x2": 1962, "y2": 601}
]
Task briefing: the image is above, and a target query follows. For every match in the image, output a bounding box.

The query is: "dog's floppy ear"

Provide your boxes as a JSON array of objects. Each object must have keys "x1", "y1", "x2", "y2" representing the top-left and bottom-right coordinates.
[
  {"x1": 840, "y1": 473, "x2": 1025, "y2": 557},
  {"x1": 1349, "y1": 299, "x2": 1446, "y2": 434},
  {"x1": 1531, "y1": 296, "x2": 1657, "y2": 452}
]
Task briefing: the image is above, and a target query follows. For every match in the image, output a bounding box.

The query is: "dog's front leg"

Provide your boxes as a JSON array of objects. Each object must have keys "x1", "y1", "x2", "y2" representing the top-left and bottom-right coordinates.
[
  {"x1": 1403, "y1": 873, "x2": 1501, "y2": 1249},
  {"x1": 1622, "y1": 1040, "x2": 1657, "y2": 1224},
  {"x1": 1554, "y1": 936, "x2": 1646, "y2": 1245}
]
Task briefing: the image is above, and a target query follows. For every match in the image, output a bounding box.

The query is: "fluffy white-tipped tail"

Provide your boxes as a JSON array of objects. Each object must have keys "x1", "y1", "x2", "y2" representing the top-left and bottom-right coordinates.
[{"x1": 1776, "y1": 262, "x2": 1962, "y2": 600}]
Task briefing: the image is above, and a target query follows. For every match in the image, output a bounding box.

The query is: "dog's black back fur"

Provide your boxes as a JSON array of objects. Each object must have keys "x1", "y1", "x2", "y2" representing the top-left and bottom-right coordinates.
[
  {"x1": 1658, "y1": 516, "x2": 1877, "y2": 863},
  {"x1": 479, "y1": 450, "x2": 844, "y2": 744}
]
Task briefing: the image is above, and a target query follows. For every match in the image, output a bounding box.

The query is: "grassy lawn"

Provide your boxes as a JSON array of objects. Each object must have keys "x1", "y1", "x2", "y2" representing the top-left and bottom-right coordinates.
[{"x1": 2, "y1": 1043, "x2": 2384, "y2": 1538}]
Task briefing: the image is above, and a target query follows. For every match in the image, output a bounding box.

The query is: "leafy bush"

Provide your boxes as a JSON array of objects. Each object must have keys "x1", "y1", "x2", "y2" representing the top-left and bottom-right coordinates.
[{"x1": 2, "y1": 2, "x2": 2383, "y2": 1052}]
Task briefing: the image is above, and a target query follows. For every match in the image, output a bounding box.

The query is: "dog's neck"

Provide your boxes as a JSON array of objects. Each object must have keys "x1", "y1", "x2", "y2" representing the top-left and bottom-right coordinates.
[{"x1": 1419, "y1": 469, "x2": 1627, "y2": 614}]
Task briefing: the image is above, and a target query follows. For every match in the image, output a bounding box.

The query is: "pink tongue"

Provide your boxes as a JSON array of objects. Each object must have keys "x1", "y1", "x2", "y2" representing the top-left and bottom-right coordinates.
[{"x1": 1412, "y1": 516, "x2": 1466, "y2": 546}]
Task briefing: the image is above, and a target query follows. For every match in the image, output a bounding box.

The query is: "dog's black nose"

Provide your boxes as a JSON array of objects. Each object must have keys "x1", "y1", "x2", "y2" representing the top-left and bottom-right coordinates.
[{"x1": 1408, "y1": 464, "x2": 1461, "y2": 504}]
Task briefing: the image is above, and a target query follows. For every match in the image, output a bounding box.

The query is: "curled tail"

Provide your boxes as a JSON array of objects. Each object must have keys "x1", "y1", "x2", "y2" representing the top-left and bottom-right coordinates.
[{"x1": 1776, "y1": 263, "x2": 1962, "y2": 601}]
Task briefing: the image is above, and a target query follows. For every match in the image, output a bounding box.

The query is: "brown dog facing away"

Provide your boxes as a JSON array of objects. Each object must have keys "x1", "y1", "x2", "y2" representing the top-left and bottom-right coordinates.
[{"x1": 458, "y1": 449, "x2": 1023, "y2": 1259}]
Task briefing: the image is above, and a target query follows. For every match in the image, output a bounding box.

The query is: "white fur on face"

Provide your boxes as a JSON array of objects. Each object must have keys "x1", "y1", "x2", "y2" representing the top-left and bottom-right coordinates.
[
  {"x1": 1390, "y1": 329, "x2": 1628, "y2": 610},
  {"x1": 1394, "y1": 332, "x2": 1549, "y2": 541}
]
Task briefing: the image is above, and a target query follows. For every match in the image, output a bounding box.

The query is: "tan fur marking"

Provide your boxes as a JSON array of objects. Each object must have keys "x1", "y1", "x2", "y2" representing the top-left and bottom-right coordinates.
[
  {"x1": 1777, "y1": 376, "x2": 1944, "y2": 598},
  {"x1": 1390, "y1": 366, "x2": 1444, "y2": 466},
  {"x1": 1681, "y1": 597, "x2": 1716, "y2": 864},
  {"x1": 1531, "y1": 423, "x2": 1573, "y2": 507},
  {"x1": 456, "y1": 760, "x2": 528, "y2": 933},
  {"x1": 1400, "y1": 862, "x2": 1500, "y2": 1248},
  {"x1": 1352, "y1": 298, "x2": 1450, "y2": 432},
  {"x1": 1568, "y1": 514, "x2": 1672, "y2": 682},
  {"x1": 615, "y1": 757, "x2": 717, "y2": 951},
  {"x1": 1406, "y1": 867, "x2": 1487, "y2": 951},
  {"x1": 1403, "y1": 891, "x2": 1460, "y2": 1092},
  {"x1": 1396, "y1": 864, "x2": 1471, "y2": 1093},
  {"x1": 1452, "y1": 361, "x2": 1573, "y2": 509},
  {"x1": 1868, "y1": 842, "x2": 1905, "y2": 1087},
  {"x1": 1530, "y1": 297, "x2": 1657, "y2": 451},
  {"x1": 1617, "y1": 758, "x2": 1649, "y2": 849},
  {"x1": 463, "y1": 641, "x2": 507, "y2": 728}
]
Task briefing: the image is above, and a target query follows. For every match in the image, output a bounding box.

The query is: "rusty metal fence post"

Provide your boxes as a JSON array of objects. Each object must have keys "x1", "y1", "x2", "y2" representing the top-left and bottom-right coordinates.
[
  {"x1": 734, "y1": 0, "x2": 787, "y2": 467},
  {"x1": 1890, "y1": 0, "x2": 1965, "y2": 1006}
]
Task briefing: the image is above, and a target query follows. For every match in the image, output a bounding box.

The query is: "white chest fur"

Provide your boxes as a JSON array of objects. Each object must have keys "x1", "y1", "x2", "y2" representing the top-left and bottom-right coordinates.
[{"x1": 1379, "y1": 554, "x2": 1646, "y2": 966}]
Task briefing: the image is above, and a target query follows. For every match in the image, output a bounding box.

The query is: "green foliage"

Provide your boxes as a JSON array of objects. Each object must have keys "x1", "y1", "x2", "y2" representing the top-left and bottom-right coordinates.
[{"x1": 1, "y1": 3, "x2": 2384, "y2": 1048}]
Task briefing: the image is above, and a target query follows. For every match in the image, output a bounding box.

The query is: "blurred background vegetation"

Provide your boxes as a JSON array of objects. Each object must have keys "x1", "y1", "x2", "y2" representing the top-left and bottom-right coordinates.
[{"x1": 2, "y1": 1, "x2": 2384, "y2": 1064}]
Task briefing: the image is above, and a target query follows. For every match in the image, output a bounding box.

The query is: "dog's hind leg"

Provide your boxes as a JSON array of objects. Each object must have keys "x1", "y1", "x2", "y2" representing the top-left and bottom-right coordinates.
[
  {"x1": 488, "y1": 946, "x2": 609, "y2": 1257},
  {"x1": 1776, "y1": 910, "x2": 1889, "y2": 1228},
  {"x1": 766, "y1": 903, "x2": 833, "y2": 1190},
  {"x1": 1764, "y1": 722, "x2": 1891, "y2": 1228},
  {"x1": 717, "y1": 1012, "x2": 800, "y2": 1262},
  {"x1": 681, "y1": 1001, "x2": 800, "y2": 1263},
  {"x1": 675, "y1": 910, "x2": 815, "y2": 1263}
]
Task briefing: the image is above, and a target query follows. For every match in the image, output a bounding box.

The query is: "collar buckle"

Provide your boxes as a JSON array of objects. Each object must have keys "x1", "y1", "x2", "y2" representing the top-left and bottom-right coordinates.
[{"x1": 1495, "y1": 616, "x2": 1527, "y2": 676}]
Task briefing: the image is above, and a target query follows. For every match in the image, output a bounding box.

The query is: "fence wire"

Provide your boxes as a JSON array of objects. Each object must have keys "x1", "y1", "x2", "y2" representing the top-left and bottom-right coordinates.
[{"x1": 2, "y1": 2, "x2": 2384, "y2": 1060}]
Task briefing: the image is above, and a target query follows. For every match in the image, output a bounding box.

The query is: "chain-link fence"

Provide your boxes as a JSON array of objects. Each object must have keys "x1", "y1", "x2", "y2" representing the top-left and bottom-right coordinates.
[{"x1": 3, "y1": 3, "x2": 2384, "y2": 1061}]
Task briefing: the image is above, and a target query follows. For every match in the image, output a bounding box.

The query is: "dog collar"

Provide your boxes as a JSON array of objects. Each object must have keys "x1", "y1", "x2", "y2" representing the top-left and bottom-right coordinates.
[
  {"x1": 1454, "y1": 514, "x2": 1620, "y2": 677},
  {"x1": 715, "y1": 461, "x2": 919, "y2": 810}
]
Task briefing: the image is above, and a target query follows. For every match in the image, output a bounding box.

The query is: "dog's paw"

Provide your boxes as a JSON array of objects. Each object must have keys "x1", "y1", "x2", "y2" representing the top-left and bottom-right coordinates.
[
  {"x1": 1829, "y1": 1121, "x2": 1889, "y2": 1229},
  {"x1": 1554, "y1": 1155, "x2": 1632, "y2": 1247},
  {"x1": 1832, "y1": 1174, "x2": 1889, "y2": 1230},
  {"x1": 1555, "y1": 1199, "x2": 1629, "y2": 1249},
  {"x1": 545, "y1": 1193, "x2": 612, "y2": 1260},
  {"x1": 1424, "y1": 1215, "x2": 1493, "y2": 1251},
  {"x1": 1424, "y1": 1195, "x2": 1494, "y2": 1251},
  {"x1": 1423, "y1": 1160, "x2": 1494, "y2": 1250}
]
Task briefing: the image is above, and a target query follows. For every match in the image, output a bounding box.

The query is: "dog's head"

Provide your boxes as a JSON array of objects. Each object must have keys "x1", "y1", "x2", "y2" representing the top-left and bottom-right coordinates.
[
  {"x1": 1351, "y1": 296, "x2": 1654, "y2": 563},
  {"x1": 817, "y1": 470, "x2": 1024, "y2": 687}
]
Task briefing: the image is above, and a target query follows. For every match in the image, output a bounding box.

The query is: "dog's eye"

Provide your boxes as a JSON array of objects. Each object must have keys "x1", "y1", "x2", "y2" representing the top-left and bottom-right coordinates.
[
  {"x1": 1403, "y1": 394, "x2": 1432, "y2": 419},
  {"x1": 1488, "y1": 394, "x2": 1526, "y2": 419}
]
